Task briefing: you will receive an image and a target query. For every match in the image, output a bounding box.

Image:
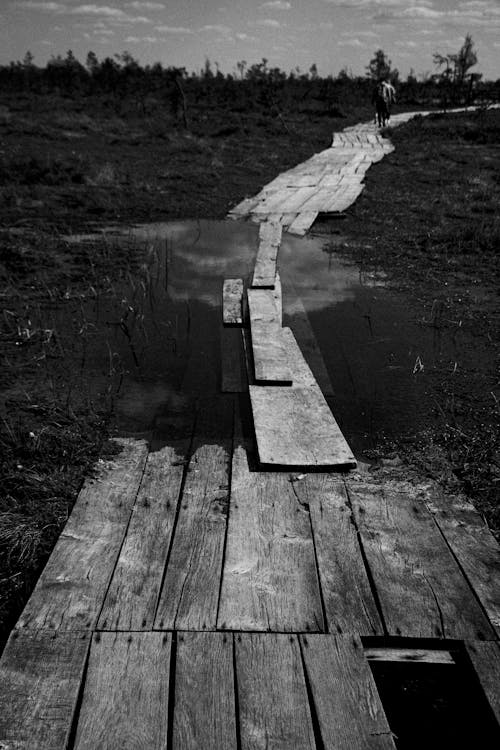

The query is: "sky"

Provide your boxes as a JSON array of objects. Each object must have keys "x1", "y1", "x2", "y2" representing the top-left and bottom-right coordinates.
[{"x1": 1, "y1": 0, "x2": 499, "y2": 80}]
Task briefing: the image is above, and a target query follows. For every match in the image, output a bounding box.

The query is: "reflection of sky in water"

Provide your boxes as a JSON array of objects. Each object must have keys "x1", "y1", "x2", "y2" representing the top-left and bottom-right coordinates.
[{"x1": 130, "y1": 220, "x2": 385, "y2": 312}]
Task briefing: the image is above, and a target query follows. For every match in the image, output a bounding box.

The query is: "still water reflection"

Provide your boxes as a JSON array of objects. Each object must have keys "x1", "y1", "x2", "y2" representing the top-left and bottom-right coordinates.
[{"x1": 64, "y1": 219, "x2": 464, "y2": 455}]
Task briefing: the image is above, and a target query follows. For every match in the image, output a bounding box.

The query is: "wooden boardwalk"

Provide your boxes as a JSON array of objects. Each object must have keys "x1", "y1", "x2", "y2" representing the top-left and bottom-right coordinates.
[{"x1": 1, "y1": 112, "x2": 500, "y2": 747}]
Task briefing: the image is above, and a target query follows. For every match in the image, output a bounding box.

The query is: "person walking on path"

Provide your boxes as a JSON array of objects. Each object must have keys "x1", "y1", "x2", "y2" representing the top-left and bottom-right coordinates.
[{"x1": 372, "y1": 77, "x2": 396, "y2": 127}]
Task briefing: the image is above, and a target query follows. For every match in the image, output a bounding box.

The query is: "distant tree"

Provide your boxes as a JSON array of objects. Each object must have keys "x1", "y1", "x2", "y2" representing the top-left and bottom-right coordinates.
[
  {"x1": 22, "y1": 51, "x2": 35, "y2": 68},
  {"x1": 434, "y1": 34, "x2": 478, "y2": 103},
  {"x1": 86, "y1": 51, "x2": 99, "y2": 73},
  {"x1": 366, "y1": 50, "x2": 392, "y2": 81}
]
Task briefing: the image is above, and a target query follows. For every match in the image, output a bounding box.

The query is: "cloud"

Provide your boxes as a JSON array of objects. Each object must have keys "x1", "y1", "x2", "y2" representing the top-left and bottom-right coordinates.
[
  {"x1": 338, "y1": 37, "x2": 366, "y2": 46},
  {"x1": 16, "y1": 1, "x2": 66, "y2": 9},
  {"x1": 236, "y1": 32, "x2": 258, "y2": 41},
  {"x1": 124, "y1": 35, "x2": 158, "y2": 42},
  {"x1": 200, "y1": 24, "x2": 232, "y2": 33},
  {"x1": 261, "y1": 1, "x2": 291, "y2": 9},
  {"x1": 255, "y1": 18, "x2": 282, "y2": 27},
  {"x1": 155, "y1": 24, "x2": 194, "y2": 34},
  {"x1": 125, "y1": 1, "x2": 164, "y2": 8}
]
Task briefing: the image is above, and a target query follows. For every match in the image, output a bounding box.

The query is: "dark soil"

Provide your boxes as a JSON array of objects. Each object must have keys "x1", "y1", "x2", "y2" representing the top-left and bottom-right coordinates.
[{"x1": 1, "y1": 93, "x2": 499, "y2": 644}]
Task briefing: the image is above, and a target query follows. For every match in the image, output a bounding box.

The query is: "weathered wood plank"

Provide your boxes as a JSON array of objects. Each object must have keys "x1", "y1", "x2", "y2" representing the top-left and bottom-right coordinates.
[
  {"x1": 18, "y1": 438, "x2": 149, "y2": 631},
  {"x1": 259, "y1": 219, "x2": 282, "y2": 247},
  {"x1": 0, "y1": 630, "x2": 90, "y2": 750},
  {"x1": 282, "y1": 327, "x2": 317, "y2": 388},
  {"x1": 281, "y1": 287, "x2": 334, "y2": 396},
  {"x1": 423, "y1": 490, "x2": 500, "y2": 636},
  {"x1": 287, "y1": 211, "x2": 319, "y2": 236},
  {"x1": 300, "y1": 634, "x2": 396, "y2": 750},
  {"x1": 252, "y1": 223, "x2": 281, "y2": 289},
  {"x1": 154, "y1": 399, "x2": 233, "y2": 630},
  {"x1": 221, "y1": 326, "x2": 247, "y2": 393},
  {"x1": 247, "y1": 288, "x2": 292, "y2": 384},
  {"x1": 250, "y1": 385, "x2": 356, "y2": 468},
  {"x1": 364, "y1": 647, "x2": 454, "y2": 664},
  {"x1": 252, "y1": 187, "x2": 318, "y2": 214},
  {"x1": 218, "y1": 442, "x2": 324, "y2": 632},
  {"x1": 74, "y1": 632, "x2": 171, "y2": 750},
  {"x1": 465, "y1": 641, "x2": 500, "y2": 725},
  {"x1": 236, "y1": 633, "x2": 316, "y2": 750},
  {"x1": 173, "y1": 632, "x2": 236, "y2": 749},
  {"x1": 223, "y1": 278, "x2": 244, "y2": 326},
  {"x1": 348, "y1": 483, "x2": 496, "y2": 639},
  {"x1": 295, "y1": 477, "x2": 383, "y2": 635},
  {"x1": 98, "y1": 439, "x2": 190, "y2": 631},
  {"x1": 273, "y1": 272, "x2": 282, "y2": 326}
]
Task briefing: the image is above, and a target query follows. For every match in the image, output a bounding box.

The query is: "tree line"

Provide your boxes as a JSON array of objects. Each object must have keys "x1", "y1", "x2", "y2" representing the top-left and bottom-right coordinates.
[{"x1": 1, "y1": 36, "x2": 498, "y2": 118}]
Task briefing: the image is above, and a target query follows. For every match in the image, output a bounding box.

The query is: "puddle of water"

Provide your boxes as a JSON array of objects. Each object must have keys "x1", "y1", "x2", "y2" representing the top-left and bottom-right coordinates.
[{"x1": 58, "y1": 219, "x2": 472, "y2": 454}]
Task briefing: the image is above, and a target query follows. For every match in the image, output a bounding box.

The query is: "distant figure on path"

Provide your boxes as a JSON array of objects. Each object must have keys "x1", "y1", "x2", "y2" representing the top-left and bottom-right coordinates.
[{"x1": 372, "y1": 78, "x2": 396, "y2": 127}]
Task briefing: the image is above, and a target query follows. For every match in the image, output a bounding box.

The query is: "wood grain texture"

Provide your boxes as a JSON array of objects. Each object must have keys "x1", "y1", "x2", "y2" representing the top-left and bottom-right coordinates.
[
  {"x1": 18, "y1": 438, "x2": 149, "y2": 631},
  {"x1": 252, "y1": 221, "x2": 282, "y2": 288},
  {"x1": 0, "y1": 630, "x2": 90, "y2": 750},
  {"x1": 294, "y1": 477, "x2": 383, "y2": 635},
  {"x1": 281, "y1": 286, "x2": 334, "y2": 396},
  {"x1": 364, "y1": 648, "x2": 454, "y2": 664},
  {"x1": 235, "y1": 633, "x2": 316, "y2": 750},
  {"x1": 223, "y1": 278, "x2": 244, "y2": 325},
  {"x1": 74, "y1": 632, "x2": 171, "y2": 750},
  {"x1": 282, "y1": 327, "x2": 318, "y2": 388},
  {"x1": 247, "y1": 288, "x2": 291, "y2": 384},
  {"x1": 250, "y1": 385, "x2": 356, "y2": 468},
  {"x1": 300, "y1": 634, "x2": 396, "y2": 750},
  {"x1": 173, "y1": 632, "x2": 236, "y2": 750},
  {"x1": 98, "y1": 440, "x2": 189, "y2": 631},
  {"x1": 287, "y1": 211, "x2": 318, "y2": 236},
  {"x1": 217, "y1": 443, "x2": 324, "y2": 632},
  {"x1": 423, "y1": 490, "x2": 500, "y2": 636},
  {"x1": 348, "y1": 482, "x2": 496, "y2": 640},
  {"x1": 221, "y1": 326, "x2": 247, "y2": 393},
  {"x1": 465, "y1": 640, "x2": 500, "y2": 725},
  {"x1": 154, "y1": 399, "x2": 233, "y2": 630}
]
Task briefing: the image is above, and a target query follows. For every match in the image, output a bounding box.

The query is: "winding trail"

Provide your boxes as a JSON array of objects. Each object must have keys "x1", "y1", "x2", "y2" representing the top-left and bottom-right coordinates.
[{"x1": 0, "y1": 110, "x2": 499, "y2": 749}]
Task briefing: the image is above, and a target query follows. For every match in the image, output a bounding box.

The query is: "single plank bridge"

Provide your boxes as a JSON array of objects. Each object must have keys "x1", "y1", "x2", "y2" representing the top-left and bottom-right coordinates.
[{"x1": 1, "y1": 110, "x2": 499, "y2": 749}]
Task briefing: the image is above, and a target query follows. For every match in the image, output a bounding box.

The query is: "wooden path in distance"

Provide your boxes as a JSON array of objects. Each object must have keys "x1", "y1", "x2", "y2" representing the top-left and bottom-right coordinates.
[{"x1": 1, "y1": 110, "x2": 500, "y2": 747}]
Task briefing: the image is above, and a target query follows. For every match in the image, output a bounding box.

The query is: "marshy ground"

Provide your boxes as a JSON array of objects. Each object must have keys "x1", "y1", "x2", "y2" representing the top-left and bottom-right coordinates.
[{"x1": 0, "y1": 93, "x2": 499, "y2": 647}]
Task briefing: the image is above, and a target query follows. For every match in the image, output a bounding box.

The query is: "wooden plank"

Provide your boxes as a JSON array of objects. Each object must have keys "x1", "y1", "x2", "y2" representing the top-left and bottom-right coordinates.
[
  {"x1": 259, "y1": 219, "x2": 282, "y2": 247},
  {"x1": 0, "y1": 630, "x2": 90, "y2": 750},
  {"x1": 348, "y1": 483, "x2": 497, "y2": 639},
  {"x1": 74, "y1": 632, "x2": 171, "y2": 750},
  {"x1": 287, "y1": 211, "x2": 318, "y2": 236},
  {"x1": 18, "y1": 438, "x2": 149, "y2": 631},
  {"x1": 364, "y1": 647, "x2": 454, "y2": 664},
  {"x1": 221, "y1": 326, "x2": 247, "y2": 393},
  {"x1": 223, "y1": 278, "x2": 244, "y2": 326},
  {"x1": 217, "y1": 443, "x2": 324, "y2": 632},
  {"x1": 235, "y1": 633, "x2": 316, "y2": 750},
  {"x1": 252, "y1": 222, "x2": 282, "y2": 288},
  {"x1": 154, "y1": 399, "x2": 233, "y2": 630},
  {"x1": 173, "y1": 632, "x2": 236, "y2": 749},
  {"x1": 300, "y1": 634, "x2": 396, "y2": 750},
  {"x1": 247, "y1": 288, "x2": 292, "y2": 385},
  {"x1": 423, "y1": 490, "x2": 500, "y2": 636},
  {"x1": 252, "y1": 186, "x2": 318, "y2": 214},
  {"x1": 252, "y1": 242, "x2": 278, "y2": 288},
  {"x1": 281, "y1": 288, "x2": 334, "y2": 396},
  {"x1": 465, "y1": 641, "x2": 500, "y2": 725},
  {"x1": 282, "y1": 327, "x2": 317, "y2": 388},
  {"x1": 295, "y1": 477, "x2": 383, "y2": 635},
  {"x1": 250, "y1": 385, "x2": 356, "y2": 468},
  {"x1": 273, "y1": 272, "x2": 282, "y2": 326},
  {"x1": 98, "y1": 439, "x2": 190, "y2": 631}
]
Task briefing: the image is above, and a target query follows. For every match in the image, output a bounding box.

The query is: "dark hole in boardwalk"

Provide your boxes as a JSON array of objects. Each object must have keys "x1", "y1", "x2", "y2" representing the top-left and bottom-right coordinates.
[{"x1": 369, "y1": 655, "x2": 500, "y2": 750}]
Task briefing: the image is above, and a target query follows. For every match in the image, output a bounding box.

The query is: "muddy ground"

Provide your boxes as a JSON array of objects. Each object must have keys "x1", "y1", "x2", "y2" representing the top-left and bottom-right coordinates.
[{"x1": 0, "y1": 94, "x2": 499, "y2": 644}]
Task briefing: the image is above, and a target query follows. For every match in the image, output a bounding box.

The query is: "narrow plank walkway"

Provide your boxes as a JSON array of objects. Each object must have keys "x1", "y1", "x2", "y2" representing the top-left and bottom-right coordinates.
[{"x1": 1, "y1": 110, "x2": 500, "y2": 747}]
